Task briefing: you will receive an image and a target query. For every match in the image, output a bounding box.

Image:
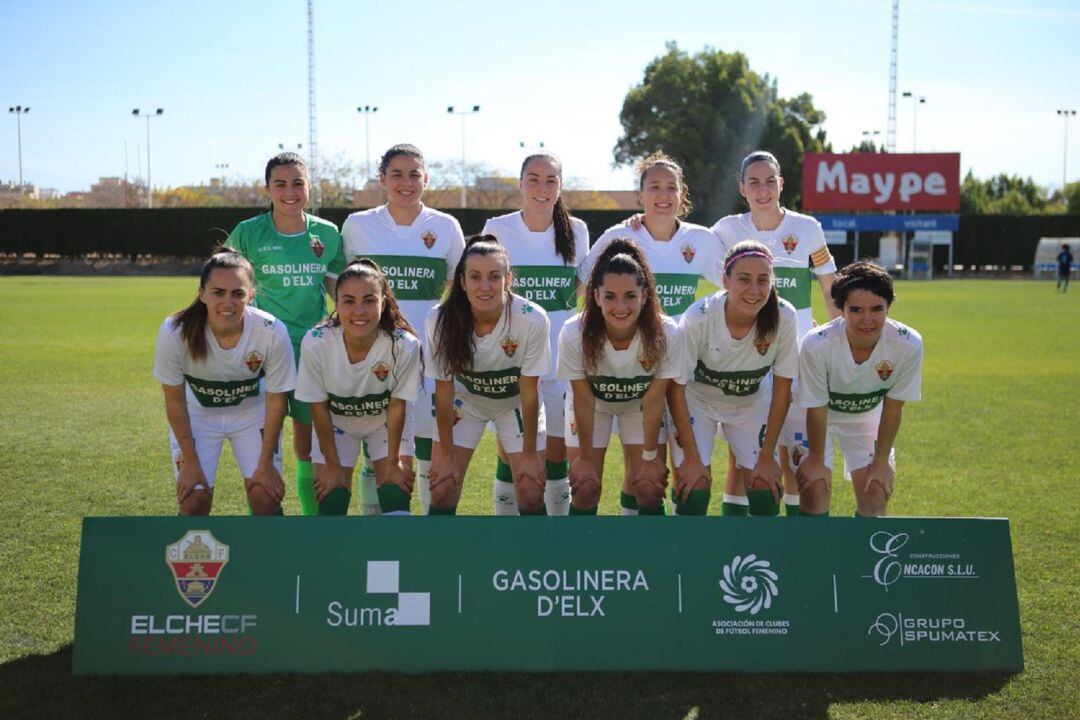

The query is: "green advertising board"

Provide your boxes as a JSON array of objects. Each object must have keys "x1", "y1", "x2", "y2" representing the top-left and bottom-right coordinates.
[{"x1": 73, "y1": 517, "x2": 1023, "y2": 674}]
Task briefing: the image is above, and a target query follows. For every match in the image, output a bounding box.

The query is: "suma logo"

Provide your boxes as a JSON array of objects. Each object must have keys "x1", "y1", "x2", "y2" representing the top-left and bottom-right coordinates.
[
  {"x1": 421, "y1": 230, "x2": 437, "y2": 249},
  {"x1": 165, "y1": 531, "x2": 229, "y2": 608}
]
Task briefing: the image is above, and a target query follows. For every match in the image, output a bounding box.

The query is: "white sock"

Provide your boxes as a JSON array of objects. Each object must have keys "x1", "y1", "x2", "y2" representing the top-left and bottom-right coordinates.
[
  {"x1": 494, "y1": 479, "x2": 518, "y2": 516},
  {"x1": 544, "y1": 479, "x2": 570, "y2": 516},
  {"x1": 359, "y1": 450, "x2": 381, "y2": 516}
]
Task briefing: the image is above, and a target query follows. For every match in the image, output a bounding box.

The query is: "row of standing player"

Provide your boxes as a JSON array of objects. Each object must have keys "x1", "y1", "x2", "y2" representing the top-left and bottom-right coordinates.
[{"x1": 153, "y1": 145, "x2": 922, "y2": 517}]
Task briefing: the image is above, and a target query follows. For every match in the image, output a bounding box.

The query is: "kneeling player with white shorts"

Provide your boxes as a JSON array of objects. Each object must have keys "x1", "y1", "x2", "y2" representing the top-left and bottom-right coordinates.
[
  {"x1": 153, "y1": 250, "x2": 295, "y2": 516},
  {"x1": 424, "y1": 237, "x2": 552, "y2": 515},
  {"x1": 671, "y1": 241, "x2": 799, "y2": 516},
  {"x1": 559, "y1": 238, "x2": 682, "y2": 516},
  {"x1": 295, "y1": 260, "x2": 422, "y2": 515},
  {"x1": 795, "y1": 262, "x2": 923, "y2": 517}
]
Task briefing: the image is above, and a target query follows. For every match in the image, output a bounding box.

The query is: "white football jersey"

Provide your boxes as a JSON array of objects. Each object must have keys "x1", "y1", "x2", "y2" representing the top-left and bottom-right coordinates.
[
  {"x1": 680, "y1": 291, "x2": 799, "y2": 410},
  {"x1": 294, "y1": 325, "x2": 422, "y2": 433},
  {"x1": 153, "y1": 306, "x2": 296, "y2": 416},
  {"x1": 711, "y1": 209, "x2": 836, "y2": 341},
  {"x1": 341, "y1": 204, "x2": 466, "y2": 337},
  {"x1": 580, "y1": 220, "x2": 723, "y2": 319},
  {"x1": 797, "y1": 317, "x2": 923, "y2": 425},
  {"x1": 482, "y1": 211, "x2": 589, "y2": 381},
  {"x1": 557, "y1": 313, "x2": 682, "y2": 414},
  {"x1": 424, "y1": 294, "x2": 551, "y2": 415}
]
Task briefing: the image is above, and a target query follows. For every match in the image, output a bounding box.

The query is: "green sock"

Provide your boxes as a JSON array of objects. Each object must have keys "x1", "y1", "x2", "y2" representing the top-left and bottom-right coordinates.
[
  {"x1": 747, "y1": 489, "x2": 780, "y2": 516},
  {"x1": 675, "y1": 489, "x2": 710, "y2": 515},
  {"x1": 376, "y1": 484, "x2": 411, "y2": 514},
  {"x1": 783, "y1": 493, "x2": 801, "y2": 517},
  {"x1": 544, "y1": 459, "x2": 570, "y2": 516},
  {"x1": 271, "y1": 506, "x2": 283, "y2": 516},
  {"x1": 428, "y1": 504, "x2": 457, "y2": 516},
  {"x1": 722, "y1": 493, "x2": 749, "y2": 517},
  {"x1": 569, "y1": 504, "x2": 598, "y2": 515},
  {"x1": 318, "y1": 487, "x2": 351, "y2": 515},
  {"x1": 619, "y1": 491, "x2": 639, "y2": 516},
  {"x1": 296, "y1": 460, "x2": 317, "y2": 516},
  {"x1": 638, "y1": 503, "x2": 664, "y2": 516},
  {"x1": 519, "y1": 504, "x2": 548, "y2": 516}
]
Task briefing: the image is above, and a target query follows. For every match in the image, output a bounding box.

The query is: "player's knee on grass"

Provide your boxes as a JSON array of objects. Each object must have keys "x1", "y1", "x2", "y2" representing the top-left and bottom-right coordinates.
[
  {"x1": 246, "y1": 483, "x2": 280, "y2": 515},
  {"x1": 179, "y1": 490, "x2": 212, "y2": 516},
  {"x1": 799, "y1": 480, "x2": 831, "y2": 515}
]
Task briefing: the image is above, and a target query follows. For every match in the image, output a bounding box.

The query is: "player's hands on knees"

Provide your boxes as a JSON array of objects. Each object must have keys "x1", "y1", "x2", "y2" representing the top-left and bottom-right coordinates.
[
  {"x1": 865, "y1": 458, "x2": 894, "y2": 500},
  {"x1": 633, "y1": 456, "x2": 669, "y2": 494},
  {"x1": 569, "y1": 456, "x2": 600, "y2": 495},
  {"x1": 517, "y1": 452, "x2": 547, "y2": 493},
  {"x1": 313, "y1": 462, "x2": 348, "y2": 502},
  {"x1": 750, "y1": 453, "x2": 783, "y2": 503},
  {"x1": 249, "y1": 462, "x2": 285, "y2": 504},
  {"x1": 428, "y1": 448, "x2": 459, "y2": 490},
  {"x1": 674, "y1": 454, "x2": 709, "y2": 502},
  {"x1": 176, "y1": 461, "x2": 209, "y2": 503},
  {"x1": 795, "y1": 457, "x2": 830, "y2": 494},
  {"x1": 389, "y1": 458, "x2": 414, "y2": 494}
]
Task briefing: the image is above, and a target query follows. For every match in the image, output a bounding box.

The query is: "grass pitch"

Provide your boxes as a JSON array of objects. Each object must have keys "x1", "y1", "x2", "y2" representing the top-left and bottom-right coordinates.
[{"x1": 0, "y1": 277, "x2": 1077, "y2": 719}]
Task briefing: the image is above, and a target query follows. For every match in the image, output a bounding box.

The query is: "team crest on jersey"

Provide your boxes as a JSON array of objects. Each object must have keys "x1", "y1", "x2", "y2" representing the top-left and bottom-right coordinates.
[
  {"x1": 569, "y1": 418, "x2": 577, "y2": 436},
  {"x1": 245, "y1": 351, "x2": 264, "y2": 373},
  {"x1": 681, "y1": 243, "x2": 696, "y2": 264},
  {"x1": 373, "y1": 361, "x2": 390, "y2": 382},
  {"x1": 791, "y1": 446, "x2": 803, "y2": 467},
  {"x1": 452, "y1": 399, "x2": 463, "y2": 426},
  {"x1": 310, "y1": 236, "x2": 325, "y2": 258},
  {"x1": 165, "y1": 531, "x2": 229, "y2": 609},
  {"x1": 754, "y1": 339, "x2": 771, "y2": 356},
  {"x1": 782, "y1": 234, "x2": 798, "y2": 254},
  {"x1": 175, "y1": 451, "x2": 185, "y2": 471},
  {"x1": 875, "y1": 360, "x2": 894, "y2": 381},
  {"x1": 501, "y1": 336, "x2": 519, "y2": 357},
  {"x1": 421, "y1": 230, "x2": 437, "y2": 249},
  {"x1": 639, "y1": 355, "x2": 655, "y2": 372}
]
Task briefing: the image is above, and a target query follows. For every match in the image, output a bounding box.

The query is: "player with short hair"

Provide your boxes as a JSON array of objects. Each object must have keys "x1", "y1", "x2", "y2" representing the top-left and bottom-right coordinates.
[
  {"x1": 581, "y1": 150, "x2": 723, "y2": 515},
  {"x1": 1058, "y1": 244, "x2": 1073, "y2": 292},
  {"x1": 295, "y1": 259, "x2": 422, "y2": 515},
  {"x1": 795, "y1": 262, "x2": 923, "y2": 517},
  {"x1": 153, "y1": 250, "x2": 296, "y2": 516},
  {"x1": 558, "y1": 238, "x2": 682, "y2": 515},
  {"x1": 341, "y1": 144, "x2": 466, "y2": 515},
  {"x1": 424, "y1": 237, "x2": 551, "y2": 515},
  {"x1": 481, "y1": 153, "x2": 590, "y2": 516},
  {"x1": 711, "y1": 150, "x2": 841, "y2": 516},
  {"x1": 225, "y1": 152, "x2": 346, "y2": 515},
  {"x1": 672, "y1": 241, "x2": 799, "y2": 516}
]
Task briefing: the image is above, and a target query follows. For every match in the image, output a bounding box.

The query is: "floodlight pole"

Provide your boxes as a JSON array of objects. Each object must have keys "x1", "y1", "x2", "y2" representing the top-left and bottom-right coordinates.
[
  {"x1": 448, "y1": 105, "x2": 480, "y2": 208},
  {"x1": 132, "y1": 108, "x2": 163, "y2": 208},
  {"x1": 357, "y1": 105, "x2": 378, "y2": 182},
  {"x1": 8, "y1": 105, "x2": 28, "y2": 187},
  {"x1": 901, "y1": 92, "x2": 926, "y2": 152},
  {"x1": 1058, "y1": 110, "x2": 1077, "y2": 191}
]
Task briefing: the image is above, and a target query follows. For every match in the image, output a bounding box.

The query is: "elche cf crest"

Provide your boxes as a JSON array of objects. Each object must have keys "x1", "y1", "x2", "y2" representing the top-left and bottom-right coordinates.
[
  {"x1": 165, "y1": 531, "x2": 229, "y2": 608},
  {"x1": 781, "y1": 234, "x2": 798, "y2": 254},
  {"x1": 875, "y1": 360, "x2": 894, "y2": 381},
  {"x1": 245, "y1": 351, "x2": 263, "y2": 373},
  {"x1": 639, "y1": 355, "x2": 655, "y2": 372},
  {"x1": 310, "y1": 236, "x2": 325, "y2": 258},
  {"x1": 421, "y1": 230, "x2": 437, "y2": 249},
  {"x1": 754, "y1": 339, "x2": 771, "y2": 356},
  {"x1": 373, "y1": 361, "x2": 390, "y2": 382},
  {"x1": 681, "y1": 243, "x2": 696, "y2": 264},
  {"x1": 501, "y1": 335, "x2": 518, "y2": 357}
]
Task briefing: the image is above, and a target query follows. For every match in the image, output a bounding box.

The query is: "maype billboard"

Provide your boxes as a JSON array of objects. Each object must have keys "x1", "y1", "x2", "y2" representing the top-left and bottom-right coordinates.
[{"x1": 802, "y1": 153, "x2": 960, "y2": 212}]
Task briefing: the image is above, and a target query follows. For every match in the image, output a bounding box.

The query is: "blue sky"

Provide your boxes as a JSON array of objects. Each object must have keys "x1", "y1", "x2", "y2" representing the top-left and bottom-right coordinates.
[{"x1": 2, "y1": 0, "x2": 1078, "y2": 195}]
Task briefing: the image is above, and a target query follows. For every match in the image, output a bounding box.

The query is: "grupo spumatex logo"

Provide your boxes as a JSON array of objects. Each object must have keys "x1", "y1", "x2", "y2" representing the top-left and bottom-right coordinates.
[
  {"x1": 868, "y1": 612, "x2": 1003, "y2": 647},
  {"x1": 325, "y1": 561, "x2": 430, "y2": 628},
  {"x1": 165, "y1": 531, "x2": 229, "y2": 608},
  {"x1": 866, "y1": 531, "x2": 979, "y2": 592}
]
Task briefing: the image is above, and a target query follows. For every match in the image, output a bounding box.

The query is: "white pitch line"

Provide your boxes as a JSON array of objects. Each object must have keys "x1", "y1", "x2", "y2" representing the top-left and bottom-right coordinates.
[
  {"x1": 678, "y1": 574, "x2": 683, "y2": 613},
  {"x1": 832, "y1": 574, "x2": 838, "y2": 613},
  {"x1": 458, "y1": 574, "x2": 462, "y2": 613},
  {"x1": 295, "y1": 575, "x2": 301, "y2": 614}
]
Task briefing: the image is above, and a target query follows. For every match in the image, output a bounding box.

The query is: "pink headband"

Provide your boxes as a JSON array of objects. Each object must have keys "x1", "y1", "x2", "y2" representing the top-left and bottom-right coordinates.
[{"x1": 724, "y1": 249, "x2": 772, "y2": 274}]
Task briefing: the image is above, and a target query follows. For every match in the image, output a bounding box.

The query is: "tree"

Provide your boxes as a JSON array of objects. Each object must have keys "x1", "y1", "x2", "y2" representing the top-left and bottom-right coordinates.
[
  {"x1": 1064, "y1": 181, "x2": 1080, "y2": 214},
  {"x1": 613, "y1": 43, "x2": 829, "y2": 221},
  {"x1": 960, "y1": 171, "x2": 1052, "y2": 215}
]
